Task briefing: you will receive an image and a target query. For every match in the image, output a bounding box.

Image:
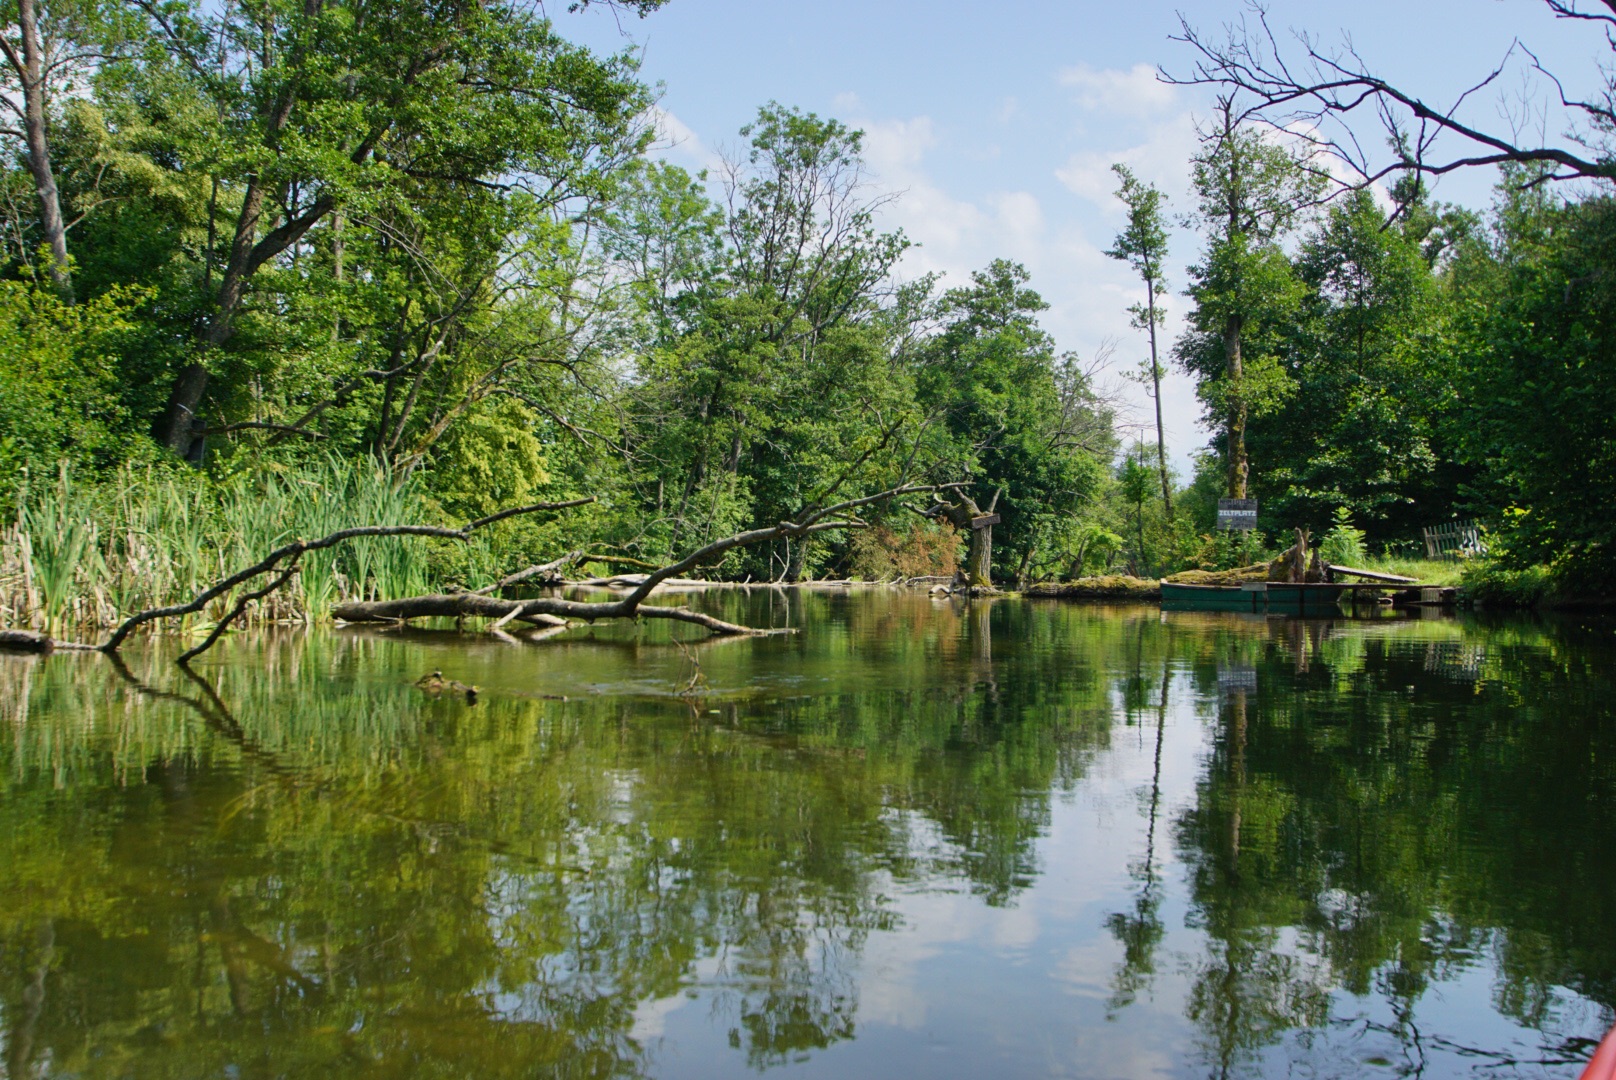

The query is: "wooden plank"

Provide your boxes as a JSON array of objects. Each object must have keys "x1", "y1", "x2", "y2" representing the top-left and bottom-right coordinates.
[
  {"x1": 969, "y1": 514, "x2": 1000, "y2": 530},
  {"x1": 1329, "y1": 565, "x2": 1418, "y2": 584}
]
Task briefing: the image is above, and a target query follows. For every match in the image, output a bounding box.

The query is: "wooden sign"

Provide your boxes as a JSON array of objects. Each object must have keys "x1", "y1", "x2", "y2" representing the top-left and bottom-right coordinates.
[
  {"x1": 1216, "y1": 499, "x2": 1258, "y2": 531},
  {"x1": 970, "y1": 514, "x2": 1000, "y2": 530}
]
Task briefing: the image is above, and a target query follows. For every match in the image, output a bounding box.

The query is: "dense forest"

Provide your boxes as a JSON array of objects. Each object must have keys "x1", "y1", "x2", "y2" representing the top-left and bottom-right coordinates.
[{"x1": 2, "y1": 0, "x2": 1614, "y2": 633}]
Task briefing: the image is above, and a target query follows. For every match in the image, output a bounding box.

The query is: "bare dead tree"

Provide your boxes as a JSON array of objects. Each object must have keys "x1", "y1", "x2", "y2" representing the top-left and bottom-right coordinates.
[{"x1": 1165, "y1": 1, "x2": 1616, "y2": 193}]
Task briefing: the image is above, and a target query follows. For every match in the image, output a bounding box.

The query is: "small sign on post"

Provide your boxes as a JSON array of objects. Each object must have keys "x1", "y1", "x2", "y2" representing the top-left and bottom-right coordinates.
[
  {"x1": 969, "y1": 514, "x2": 1000, "y2": 530},
  {"x1": 1217, "y1": 499, "x2": 1258, "y2": 531}
]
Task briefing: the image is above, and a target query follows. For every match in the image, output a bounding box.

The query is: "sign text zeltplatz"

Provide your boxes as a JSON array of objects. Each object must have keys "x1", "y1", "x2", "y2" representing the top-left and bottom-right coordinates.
[{"x1": 1216, "y1": 499, "x2": 1258, "y2": 531}]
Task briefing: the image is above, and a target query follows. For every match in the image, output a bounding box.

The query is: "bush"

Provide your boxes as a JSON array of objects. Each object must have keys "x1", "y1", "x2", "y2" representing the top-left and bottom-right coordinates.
[
  {"x1": 1319, "y1": 507, "x2": 1368, "y2": 566},
  {"x1": 849, "y1": 520, "x2": 959, "y2": 580},
  {"x1": 1461, "y1": 559, "x2": 1555, "y2": 608}
]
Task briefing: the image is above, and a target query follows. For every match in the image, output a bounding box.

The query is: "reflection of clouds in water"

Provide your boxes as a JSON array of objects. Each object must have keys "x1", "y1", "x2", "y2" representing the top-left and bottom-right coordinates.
[
  {"x1": 1052, "y1": 936, "x2": 1123, "y2": 1001},
  {"x1": 630, "y1": 954, "x2": 724, "y2": 1042},
  {"x1": 859, "y1": 884, "x2": 997, "y2": 1030}
]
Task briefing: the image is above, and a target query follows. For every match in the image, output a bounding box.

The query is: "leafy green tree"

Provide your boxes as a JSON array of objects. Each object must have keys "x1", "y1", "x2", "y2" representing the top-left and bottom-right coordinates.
[
  {"x1": 1178, "y1": 99, "x2": 1323, "y2": 501},
  {"x1": 0, "y1": 0, "x2": 140, "y2": 298},
  {"x1": 1449, "y1": 173, "x2": 1616, "y2": 584},
  {"x1": 121, "y1": 0, "x2": 652, "y2": 458},
  {"x1": 1106, "y1": 163, "x2": 1173, "y2": 517},
  {"x1": 1249, "y1": 188, "x2": 1455, "y2": 539},
  {"x1": 914, "y1": 260, "x2": 1108, "y2": 585},
  {"x1": 1118, "y1": 442, "x2": 1156, "y2": 576}
]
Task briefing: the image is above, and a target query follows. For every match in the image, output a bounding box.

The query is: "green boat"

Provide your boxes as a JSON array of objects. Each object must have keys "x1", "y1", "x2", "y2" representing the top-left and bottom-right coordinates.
[{"x1": 1160, "y1": 581, "x2": 1379, "y2": 614}]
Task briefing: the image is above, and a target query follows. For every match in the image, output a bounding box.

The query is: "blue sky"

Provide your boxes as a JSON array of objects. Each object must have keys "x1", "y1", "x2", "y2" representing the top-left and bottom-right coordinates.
[{"x1": 565, "y1": 0, "x2": 1606, "y2": 477}]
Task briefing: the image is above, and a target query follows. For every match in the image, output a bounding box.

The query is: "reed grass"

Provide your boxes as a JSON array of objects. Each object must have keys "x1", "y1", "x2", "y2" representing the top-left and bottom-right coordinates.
[{"x1": 1, "y1": 457, "x2": 438, "y2": 637}]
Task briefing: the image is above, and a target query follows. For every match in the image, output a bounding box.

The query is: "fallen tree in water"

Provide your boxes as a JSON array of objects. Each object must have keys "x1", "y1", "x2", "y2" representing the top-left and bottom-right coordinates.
[
  {"x1": 333, "y1": 484, "x2": 963, "y2": 638},
  {"x1": 51, "y1": 482, "x2": 961, "y2": 663},
  {"x1": 95, "y1": 497, "x2": 597, "y2": 661}
]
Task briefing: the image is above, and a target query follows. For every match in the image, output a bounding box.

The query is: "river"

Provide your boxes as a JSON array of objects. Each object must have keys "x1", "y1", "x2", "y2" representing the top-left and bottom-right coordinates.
[{"x1": 2, "y1": 591, "x2": 1612, "y2": 1078}]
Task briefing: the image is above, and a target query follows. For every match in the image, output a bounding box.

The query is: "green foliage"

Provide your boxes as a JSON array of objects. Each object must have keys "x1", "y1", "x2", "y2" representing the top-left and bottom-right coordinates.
[
  {"x1": 0, "y1": 282, "x2": 143, "y2": 502},
  {"x1": 1460, "y1": 558, "x2": 1556, "y2": 608},
  {"x1": 1318, "y1": 507, "x2": 1367, "y2": 567},
  {"x1": 1449, "y1": 185, "x2": 1616, "y2": 583}
]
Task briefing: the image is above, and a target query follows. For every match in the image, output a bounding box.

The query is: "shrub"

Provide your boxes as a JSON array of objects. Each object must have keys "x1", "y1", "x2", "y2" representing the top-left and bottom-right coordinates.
[{"x1": 1319, "y1": 507, "x2": 1367, "y2": 567}]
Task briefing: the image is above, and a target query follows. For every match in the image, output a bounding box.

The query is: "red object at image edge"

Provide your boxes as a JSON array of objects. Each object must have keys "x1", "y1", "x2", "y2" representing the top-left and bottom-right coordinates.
[{"x1": 1582, "y1": 1024, "x2": 1616, "y2": 1080}]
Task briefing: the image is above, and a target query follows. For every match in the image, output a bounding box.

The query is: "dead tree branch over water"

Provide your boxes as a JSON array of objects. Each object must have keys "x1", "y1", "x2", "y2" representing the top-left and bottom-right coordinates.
[
  {"x1": 98, "y1": 497, "x2": 597, "y2": 656},
  {"x1": 332, "y1": 483, "x2": 966, "y2": 636},
  {"x1": 70, "y1": 483, "x2": 962, "y2": 662}
]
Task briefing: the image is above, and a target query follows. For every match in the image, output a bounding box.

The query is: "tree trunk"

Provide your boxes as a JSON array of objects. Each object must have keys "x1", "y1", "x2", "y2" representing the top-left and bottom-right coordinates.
[
  {"x1": 785, "y1": 536, "x2": 809, "y2": 583},
  {"x1": 10, "y1": 0, "x2": 72, "y2": 301},
  {"x1": 155, "y1": 363, "x2": 212, "y2": 456},
  {"x1": 1223, "y1": 313, "x2": 1248, "y2": 499},
  {"x1": 938, "y1": 494, "x2": 993, "y2": 588},
  {"x1": 967, "y1": 524, "x2": 992, "y2": 587},
  {"x1": 1147, "y1": 286, "x2": 1171, "y2": 517}
]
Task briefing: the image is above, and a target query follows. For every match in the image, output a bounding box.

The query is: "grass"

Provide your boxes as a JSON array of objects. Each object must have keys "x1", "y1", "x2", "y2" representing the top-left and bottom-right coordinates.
[
  {"x1": 1353, "y1": 556, "x2": 1468, "y2": 587},
  {"x1": 1, "y1": 457, "x2": 439, "y2": 638}
]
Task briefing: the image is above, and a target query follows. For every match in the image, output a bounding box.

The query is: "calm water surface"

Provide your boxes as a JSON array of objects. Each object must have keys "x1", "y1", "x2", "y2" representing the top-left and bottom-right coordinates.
[{"x1": 2, "y1": 592, "x2": 1614, "y2": 1078}]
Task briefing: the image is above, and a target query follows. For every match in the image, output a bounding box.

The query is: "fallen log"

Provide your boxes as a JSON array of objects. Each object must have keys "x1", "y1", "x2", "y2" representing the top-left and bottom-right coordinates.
[
  {"x1": 0, "y1": 629, "x2": 98, "y2": 653},
  {"x1": 334, "y1": 482, "x2": 965, "y2": 639},
  {"x1": 101, "y1": 496, "x2": 596, "y2": 656},
  {"x1": 0, "y1": 629, "x2": 53, "y2": 653}
]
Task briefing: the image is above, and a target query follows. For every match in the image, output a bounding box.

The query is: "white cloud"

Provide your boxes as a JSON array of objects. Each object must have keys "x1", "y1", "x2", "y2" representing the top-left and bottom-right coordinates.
[
  {"x1": 862, "y1": 115, "x2": 938, "y2": 173},
  {"x1": 648, "y1": 106, "x2": 721, "y2": 174},
  {"x1": 1055, "y1": 110, "x2": 1200, "y2": 212},
  {"x1": 1059, "y1": 63, "x2": 1179, "y2": 117}
]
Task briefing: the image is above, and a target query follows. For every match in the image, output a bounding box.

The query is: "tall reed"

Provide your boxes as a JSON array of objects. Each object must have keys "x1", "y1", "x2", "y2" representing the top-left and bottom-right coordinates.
[{"x1": 1, "y1": 456, "x2": 437, "y2": 637}]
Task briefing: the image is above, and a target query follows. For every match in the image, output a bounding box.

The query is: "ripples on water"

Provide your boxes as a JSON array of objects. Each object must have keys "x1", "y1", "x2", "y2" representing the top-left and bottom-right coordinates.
[{"x1": 1, "y1": 592, "x2": 1613, "y2": 1078}]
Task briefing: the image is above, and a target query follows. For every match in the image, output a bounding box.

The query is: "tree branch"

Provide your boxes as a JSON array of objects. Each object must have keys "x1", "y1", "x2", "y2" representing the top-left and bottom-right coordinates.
[{"x1": 100, "y1": 498, "x2": 595, "y2": 654}]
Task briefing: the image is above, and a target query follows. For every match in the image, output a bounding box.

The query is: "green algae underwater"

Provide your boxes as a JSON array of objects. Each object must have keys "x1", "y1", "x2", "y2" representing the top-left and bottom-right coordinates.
[{"x1": 2, "y1": 591, "x2": 1613, "y2": 1079}]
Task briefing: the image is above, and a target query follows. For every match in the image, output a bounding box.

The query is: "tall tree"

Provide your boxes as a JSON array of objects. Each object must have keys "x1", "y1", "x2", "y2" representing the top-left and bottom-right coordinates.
[
  {"x1": 0, "y1": 0, "x2": 131, "y2": 299},
  {"x1": 1105, "y1": 163, "x2": 1173, "y2": 517},
  {"x1": 135, "y1": 0, "x2": 651, "y2": 459},
  {"x1": 915, "y1": 260, "x2": 1107, "y2": 586},
  {"x1": 1180, "y1": 97, "x2": 1322, "y2": 499}
]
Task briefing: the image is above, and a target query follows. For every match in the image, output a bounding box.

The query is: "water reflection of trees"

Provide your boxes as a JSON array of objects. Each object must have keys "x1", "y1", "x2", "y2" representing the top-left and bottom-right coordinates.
[
  {"x1": 5, "y1": 603, "x2": 1614, "y2": 1077},
  {"x1": 0, "y1": 594, "x2": 1142, "y2": 1077},
  {"x1": 1156, "y1": 613, "x2": 1616, "y2": 1078}
]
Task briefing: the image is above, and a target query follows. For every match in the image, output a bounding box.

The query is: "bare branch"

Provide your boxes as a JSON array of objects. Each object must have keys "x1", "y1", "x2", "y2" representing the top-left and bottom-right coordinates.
[
  {"x1": 100, "y1": 498, "x2": 595, "y2": 653},
  {"x1": 1162, "y1": 3, "x2": 1616, "y2": 189}
]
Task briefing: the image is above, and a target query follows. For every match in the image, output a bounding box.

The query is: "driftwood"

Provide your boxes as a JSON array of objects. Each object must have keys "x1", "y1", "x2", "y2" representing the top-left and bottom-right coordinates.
[
  {"x1": 0, "y1": 629, "x2": 100, "y2": 653},
  {"x1": 472, "y1": 552, "x2": 584, "y2": 595},
  {"x1": 99, "y1": 496, "x2": 596, "y2": 657},
  {"x1": 334, "y1": 594, "x2": 787, "y2": 637},
  {"x1": 333, "y1": 483, "x2": 962, "y2": 638},
  {"x1": 0, "y1": 629, "x2": 54, "y2": 653}
]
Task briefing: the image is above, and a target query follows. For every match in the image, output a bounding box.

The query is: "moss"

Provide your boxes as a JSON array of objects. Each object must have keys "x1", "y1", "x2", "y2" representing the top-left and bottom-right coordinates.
[
  {"x1": 1025, "y1": 576, "x2": 1161, "y2": 600},
  {"x1": 1164, "y1": 565, "x2": 1269, "y2": 586}
]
